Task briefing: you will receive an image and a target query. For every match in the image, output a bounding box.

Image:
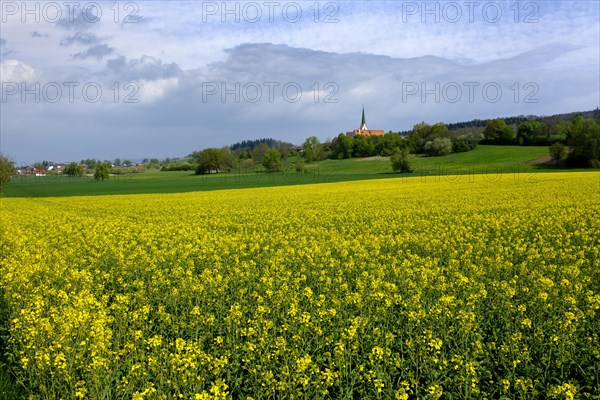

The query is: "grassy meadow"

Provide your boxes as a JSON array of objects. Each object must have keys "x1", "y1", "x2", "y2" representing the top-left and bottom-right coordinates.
[{"x1": 1, "y1": 146, "x2": 560, "y2": 198}]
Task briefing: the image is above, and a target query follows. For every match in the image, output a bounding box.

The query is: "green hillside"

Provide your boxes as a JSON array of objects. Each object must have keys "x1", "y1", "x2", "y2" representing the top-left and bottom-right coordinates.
[
  {"x1": 305, "y1": 145, "x2": 553, "y2": 175},
  {"x1": 1, "y1": 146, "x2": 576, "y2": 198}
]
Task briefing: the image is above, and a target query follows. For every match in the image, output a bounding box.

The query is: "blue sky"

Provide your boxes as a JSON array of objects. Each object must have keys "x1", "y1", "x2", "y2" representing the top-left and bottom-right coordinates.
[{"x1": 1, "y1": 0, "x2": 599, "y2": 164}]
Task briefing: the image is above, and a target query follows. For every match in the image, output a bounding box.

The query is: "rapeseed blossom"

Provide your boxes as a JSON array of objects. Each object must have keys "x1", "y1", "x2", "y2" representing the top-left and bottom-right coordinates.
[{"x1": 1, "y1": 171, "x2": 598, "y2": 398}]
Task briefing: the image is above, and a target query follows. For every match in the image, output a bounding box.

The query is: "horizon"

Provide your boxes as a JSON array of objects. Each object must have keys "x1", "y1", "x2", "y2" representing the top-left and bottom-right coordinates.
[
  {"x1": 1, "y1": 1, "x2": 599, "y2": 164},
  {"x1": 9, "y1": 107, "x2": 600, "y2": 166}
]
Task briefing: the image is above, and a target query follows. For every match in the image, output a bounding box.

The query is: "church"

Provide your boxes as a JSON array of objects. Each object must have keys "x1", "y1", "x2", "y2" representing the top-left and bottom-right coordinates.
[{"x1": 346, "y1": 108, "x2": 385, "y2": 138}]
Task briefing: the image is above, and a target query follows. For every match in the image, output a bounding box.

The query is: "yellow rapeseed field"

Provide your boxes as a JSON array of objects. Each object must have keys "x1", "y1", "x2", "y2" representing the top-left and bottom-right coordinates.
[{"x1": 1, "y1": 171, "x2": 599, "y2": 399}]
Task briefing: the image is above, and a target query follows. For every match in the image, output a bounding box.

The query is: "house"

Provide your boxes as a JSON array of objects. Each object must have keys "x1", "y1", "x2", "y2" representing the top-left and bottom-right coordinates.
[
  {"x1": 292, "y1": 145, "x2": 304, "y2": 154},
  {"x1": 346, "y1": 108, "x2": 385, "y2": 138}
]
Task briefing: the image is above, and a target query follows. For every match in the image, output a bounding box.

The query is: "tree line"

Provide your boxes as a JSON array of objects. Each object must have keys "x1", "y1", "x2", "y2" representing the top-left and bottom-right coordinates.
[
  {"x1": 184, "y1": 111, "x2": 600, "y2": 177},
  {"x1": 191, "y1": 144, "x2": 294, "y2": 174},
  {"x1": 1, "y1": 110, "x2": 598, "y2": 190}
]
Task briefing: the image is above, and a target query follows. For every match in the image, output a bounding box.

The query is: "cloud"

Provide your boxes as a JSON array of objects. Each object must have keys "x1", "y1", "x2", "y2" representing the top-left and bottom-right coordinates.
[
  {"x1": 31, "y1": 31, "x2": 48, "y2": 38},
  {"x1": 483, "y1": 43, "x2": 581, "y2": 72},
  {"x1": 166, "y1": 43, "x2": 596, "y2": 132},
  {"x1": 0, "y1": 1, "x2": 597, "y2": 164},
  {"x1": 60, "y1": 32, "x2": 99, "y2": 46},
  {"x1": 0, "y1": 60, "x2": 36, "y2": 82},
  {"x1": 57, "y1": 12, "x2": 97, "y2": 31},
  {"x1": 0, "y1": 37, "x2": 15, "y2": 57},
  {"x1": 73, "y1": 44, "x2": 114, "y2": 60},
  {"x1": 138, "y1": 77, "x2": 179, "y2": 103},
  {"x1": 96, "y1": 42, "x2": 595, "y2": 134},
  {"x1": 106, "y1": 55, "x2": 181, "y2": 81}
]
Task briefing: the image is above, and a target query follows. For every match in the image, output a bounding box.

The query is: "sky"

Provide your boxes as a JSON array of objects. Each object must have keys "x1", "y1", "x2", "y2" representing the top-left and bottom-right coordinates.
[{"x1": 1, "y1": 0, "x2": 599, "y2": 165}]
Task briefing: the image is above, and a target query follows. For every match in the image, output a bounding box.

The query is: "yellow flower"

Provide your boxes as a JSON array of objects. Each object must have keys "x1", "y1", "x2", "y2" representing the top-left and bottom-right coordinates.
[
  {"x1": 427, "y1": 384, "x2": 443, "y2": 399},
  {"x1": 296, "y1": 355, "x2": 312, "y2": 373}
]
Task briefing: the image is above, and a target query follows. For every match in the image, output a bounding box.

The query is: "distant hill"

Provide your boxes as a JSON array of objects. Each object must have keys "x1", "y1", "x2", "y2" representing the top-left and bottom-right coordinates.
[
  {"x1": 230, "y1": 138, "x2": 295, "y2": 151},
  {"x1": 399, "y1": 108, "x2": 600, "y2": 135}
]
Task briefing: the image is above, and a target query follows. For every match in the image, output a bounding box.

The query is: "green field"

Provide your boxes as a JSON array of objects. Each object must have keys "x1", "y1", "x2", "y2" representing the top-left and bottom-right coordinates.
[
  {"x1": 1, "y1": 146, "x2": 574, "y2": 198},
  {"x1": 306, "y1": 145, "x2": 555, "y2": 175}
]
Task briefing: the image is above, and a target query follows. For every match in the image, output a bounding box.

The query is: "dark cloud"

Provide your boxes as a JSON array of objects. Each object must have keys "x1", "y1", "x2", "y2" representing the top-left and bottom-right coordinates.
[
  {"x1": 0, "y1": 37, "x2": 15, "y2": 57},
  {"x1": 60, "y1": 32, "x2": 99, "y2": 46},
  {"x1": 57, "y1": 13, "x2": 97, "y2": 31},
  {"x1": 73, "y1": 44, "x2": 114, "y2": 60},
  {"x1": 122, "y1": 14, "x2": 149, "y2": 25},
  {"x1": 106, "y1": 55, "x2": 181, "y2": 80},
  {"x1": 485, "y1": 43, "x2": 580, "y2": 71},
  {"x1": 31, "y1": 31, "x2": 48, "y2": 38},
  {"x1": 206, "y1": 43, "x2": 455, "y2": 90},
  {"x1": 2, "y1": 43, "x2": 597, "y2": 164},
  {"x1": 206, "y1": 43, "x2": 579, "y2": 102},
  {"x1": 146, "y1": 43, "x2": 595, "y2": 136},
  {"x1": 106, "y1": 56, "x2": 127, "y2": 72}
]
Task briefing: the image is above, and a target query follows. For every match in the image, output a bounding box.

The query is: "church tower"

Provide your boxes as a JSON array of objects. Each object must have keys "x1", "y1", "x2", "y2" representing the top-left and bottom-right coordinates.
[
  {"x1": 346, "y1": 107, "x2": 384, "y2": 138},
  {"x1": 360, "y1": 106, "x2": 368, "y2": 130}
]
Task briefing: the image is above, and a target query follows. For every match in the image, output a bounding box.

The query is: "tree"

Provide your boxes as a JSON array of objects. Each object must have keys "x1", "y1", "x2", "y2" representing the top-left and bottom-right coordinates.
[
  {"x1": 81, "y1": 158, "x2": 97, "y2": 169},
  {"x1": 452, "y1": 136, "x2": 478, "y2": 153},
  {"x1": 192, "y1": 147, "x2": 237, "y2": 174},
  {"x1": 352, "y1": 134, "x2": 375, "y2": 158},
  {"x1": 303, "y1": 136, "x2": 324, "y2": 162},
  {"x1": 252, "y1": 143, "x2": 270, "y2": 164},
  {"x1": 410, "y1": 122, "x2": 431, "y2": 141},
  {"x1": 408, "y1": 122, "x2": 431, "y2": 152},
  {"x1": 278, "y1": 146, "x2": 290, "y2": 163},
  {"x1": 0, "y1": 155, "x2": 15, "y2": 190},
  {"x1": 219, "y1": 147, "x2": 236, "y2": 172},
  {"x1": 483, "y1": 119, "x2": 515, "y2": 144},
  {"x1": 424, "y1": 137, "x2": 453, "y2": 156},
  {"x1": 64, "y1": 162, "x2": 84, "y2": 177},
  {"x1": 563, "y1": 116, "x2": 600, "y2": 167},
  {"x1": 390, "y1": 148, "x2": 413, "y2": 173},
  {"x1": 192, "y1": 148, "x2": 223, "y2": 174},
  {"x1": 408, "y1": 122, "x2": 449, "y2": 152},
  {"x1": 517, "y1": 121, "x2": 544, "y2": 145},
  {"x1": 94, "y1": 162, "x2": 110, "y2": 180},
  {"x1": 240, "y1": 157, "x2": 254, "y2": 167},
  {"x1": 430, "y1": 122, "x2": 449, "y2": 138},
  {"x1": 114, "y1": 158, "x2": 121, "y2": 166},
  {"x1": 230, "y1": 138, "x2": 294, "y2": 152},
  {"x1": 295, "y1": 160, "x2": 305, "y2": 173},
  {"x1": 549, "y1": 143, "x2": 567, "y2": 163},
  {"x1": 333, "y1": 133, "x2": 353, "y2": 159},
  {"x1": 262, "y1": 148, "x2": 282, "y2": 172},
  {"x1": 379, "y1": 132, "x2": 405, "y2": 156}
]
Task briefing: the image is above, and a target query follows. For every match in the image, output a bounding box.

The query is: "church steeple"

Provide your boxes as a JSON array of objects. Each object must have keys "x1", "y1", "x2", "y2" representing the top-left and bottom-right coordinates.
[
  {"x1": 360, "y1": 106, "x2": 368, "y2": 130},
  {"x1": 346, "y1": 106, "x2": 384, "y2": 138}
]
